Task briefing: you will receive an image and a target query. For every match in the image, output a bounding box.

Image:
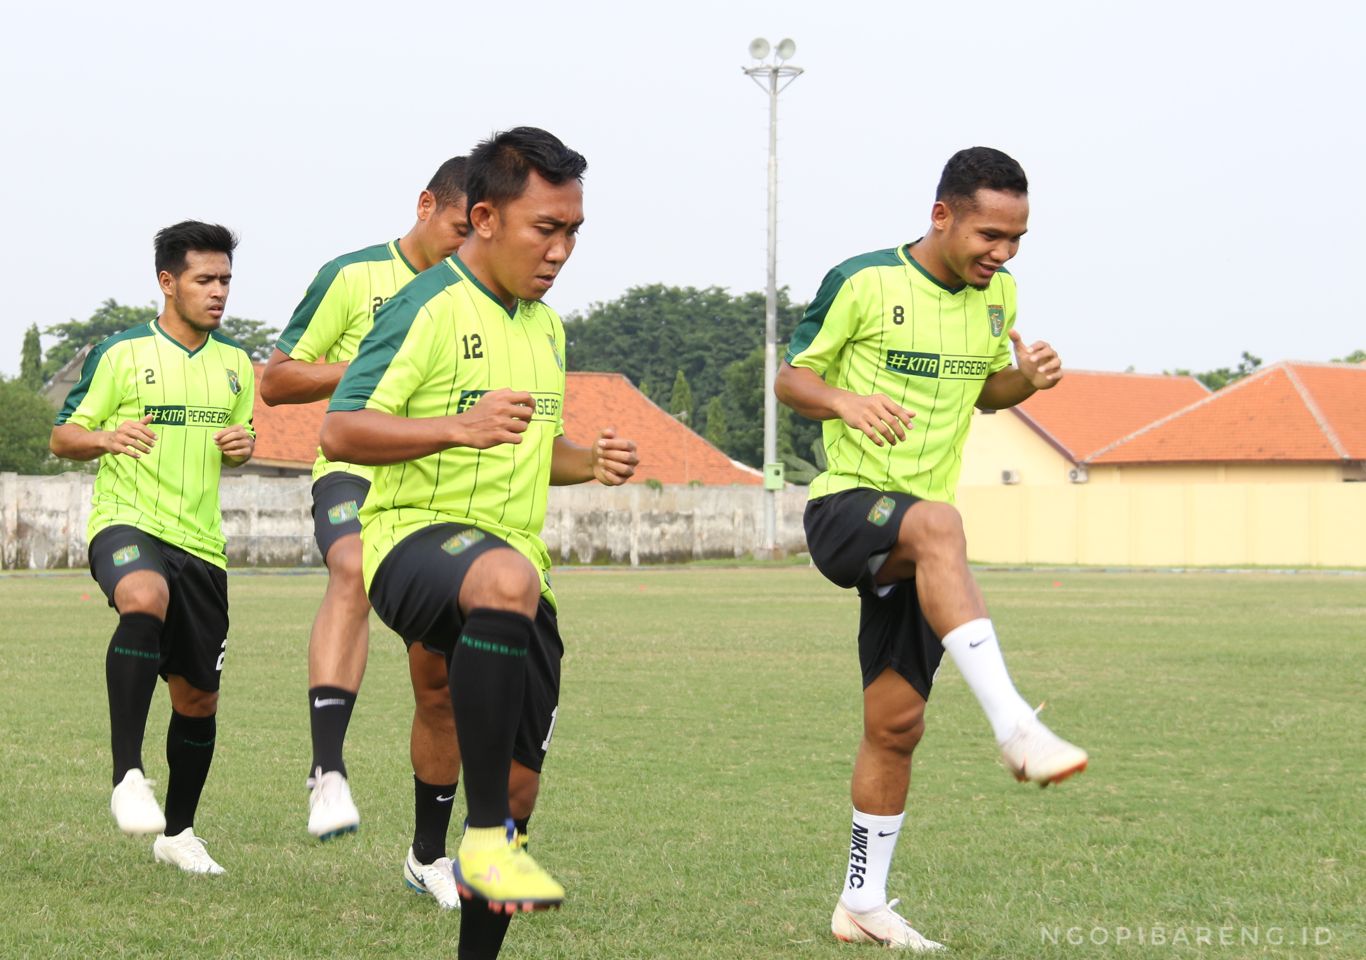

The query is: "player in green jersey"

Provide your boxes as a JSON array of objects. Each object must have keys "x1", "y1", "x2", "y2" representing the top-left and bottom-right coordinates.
[
  {"x1": 323, "y1": 127, "x2": 636, "y2": 958},
  {"x1": 777, "y1": 148, "x2": 1088, "y2": 950},
  {"x1": 50, "y1": 221, "x2": 256, "y2": 875},
  {"x1": 260, "y1": 158, "x2": 471, "y2": 867}
]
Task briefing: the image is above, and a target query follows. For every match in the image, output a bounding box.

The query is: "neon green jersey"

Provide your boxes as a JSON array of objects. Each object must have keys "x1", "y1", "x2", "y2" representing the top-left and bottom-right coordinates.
[
  {"x1": 55, "y1": 320, "x2": 257, "y2": 568},
  {"x1": 786, "y1": 243, "x2": 1016, "y2": 503},
  {"x1": 276, "y1": 239, "x2": 420, "y2": 482},
  {"x1": 329, "y1": 254, "x2": 567, "y2": 604}
]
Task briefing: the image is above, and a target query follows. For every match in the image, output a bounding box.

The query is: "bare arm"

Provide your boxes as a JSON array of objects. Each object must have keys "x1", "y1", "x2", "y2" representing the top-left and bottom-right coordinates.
[
  {"x1": 550, "y1": 430, "x2": 638, "y2": 486},
  {"x1": 50, "y1": 415, "x2": 157, "y2": 461},
  {"x1": 258, "y1": 348, "x2": 350, "y2": 406},
  {"x1": 976, "y1": 328, "x2": 1063, "y2": 411},
  {"x1": 320, "y1": 388, "x2": 534, "y2": 465},
  {"x1": 774, "y1": 361, "x2": 915, "y2": 447}
]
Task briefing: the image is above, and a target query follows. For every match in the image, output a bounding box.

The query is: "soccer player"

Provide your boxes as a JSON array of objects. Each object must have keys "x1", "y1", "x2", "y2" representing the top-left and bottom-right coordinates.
[
  {"x1": 321, "y1": 126, "x2": 635, "y2": 959},
  {"x1": 776, "y1": 147, "x2": 1089, "y2": 950},
  {"x1": 260, "y1": 158, "x2": 471, "y2": 878},
  {"x1": 50, "y1": 221, "x2": 255, "y2": 875}
]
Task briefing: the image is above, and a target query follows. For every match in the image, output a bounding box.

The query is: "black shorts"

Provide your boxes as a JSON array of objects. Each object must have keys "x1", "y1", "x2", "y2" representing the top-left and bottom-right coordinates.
[
  {"x1": 804, "y1": 489, "x2": 944, "y2": 700},
  {"x1": 368, "y1": 524, "x2": 563, "y2": 773},
  {"x1": 88, "y1": 525, "x2": 229, "y2": 693},
  {"x1": 311, "y1": 473, "x2": 370, "y2": 561}
]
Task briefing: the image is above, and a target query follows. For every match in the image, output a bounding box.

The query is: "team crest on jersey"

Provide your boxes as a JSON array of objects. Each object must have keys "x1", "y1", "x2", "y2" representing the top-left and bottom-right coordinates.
[
  {"x1": 226, "y1": 369, "x2": 241, "y2": 395},
  {"x1": 866, "y1": 496, "x2": 896, "y2": 527},
  {"x1": 987, "y1": 306, "x2": 1005, "y2": 337},
  {"x1": 441, "y1": 529, "x2": 486, "y2": 556},
  {"x1": 112, "y1": 545, "x2": 141, "y2": 567},
  {"x1": 546, "y1": 334, "x2": 564, "y2": 372},
  {"x1": 327, "y1": 500, "x2": 359, "y2": 525}
]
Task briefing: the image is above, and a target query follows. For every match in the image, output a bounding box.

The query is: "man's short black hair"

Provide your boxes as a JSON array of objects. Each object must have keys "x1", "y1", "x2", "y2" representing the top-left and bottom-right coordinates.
[
  {"x1": 154, "y1": 221, "x2": 237, "y2": 277},
  {"x1": 465, "y1": 127, "x2": 587, "y2": 211},
  {"x1": 935, "y1": 147, "x2": 1028, "y2": 207},
  {"x1": 426, "y1": 156, "x2": 468, "y2": 209}
]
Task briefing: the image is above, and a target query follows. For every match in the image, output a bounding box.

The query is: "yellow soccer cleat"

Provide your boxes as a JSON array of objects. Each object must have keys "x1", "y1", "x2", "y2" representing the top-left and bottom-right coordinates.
[{"x1": 453, "y1": 823, "x2": 564, "y2": 914}]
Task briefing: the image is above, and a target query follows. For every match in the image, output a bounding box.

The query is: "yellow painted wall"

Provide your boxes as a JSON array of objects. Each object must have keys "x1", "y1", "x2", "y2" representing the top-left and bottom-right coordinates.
[
  {"x1": 959, "y1": 483, "x2": 1366, "y2": 567},
  {"x1": 959, "y1": 409, "x2": 1074, "y2": 487}
]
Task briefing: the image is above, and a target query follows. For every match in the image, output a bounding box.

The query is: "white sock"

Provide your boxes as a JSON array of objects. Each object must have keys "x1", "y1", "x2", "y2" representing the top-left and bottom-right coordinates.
[
  {"x1": 839, "y1": 809, "x2": 904, "y2": 913},
  {"x1": 941, "y1": 618, "x2": 1034, "y2": 743}
]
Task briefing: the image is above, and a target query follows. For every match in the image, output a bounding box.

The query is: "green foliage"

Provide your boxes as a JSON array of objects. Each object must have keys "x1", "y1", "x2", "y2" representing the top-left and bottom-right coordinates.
[
  {"x1": 220, "y1": 316, "x2": 280, "y2": 362},
  {"x1": 0, "y1": 377, "x2": 59, "y2": 473},
  {"x1": 565, "y1": 285, "x2": 820, "y2": 467},
  {"x1": 668, "y1": 369, "x2": 694, "y2": 424},
  {"x1": 703, "y1": 395, "x2": 729, "y2": 452},
  {"x1": 1166, "y1": 350, "x2": 1263, "y2": 391},
  {"x1": 43, "y1": 299, "x2": 156, "y2": 380},
  {"x1": 1332, "y1": 348, "x2": 1365, "y2": 364},
  {"x1": 20, "y1": 325, "x2": 42, "y2": 390}
]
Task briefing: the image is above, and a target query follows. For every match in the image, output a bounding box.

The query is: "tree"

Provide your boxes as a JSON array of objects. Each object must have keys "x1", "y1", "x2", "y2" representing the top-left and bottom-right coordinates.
[
  {"x1": 43, "y1": 300, "x2": 155, "y2": 380},
  {"x1": 1166, "y1": 351, "x2": 1262, "y2": 391},
  {"x1": 220, "y1": 316, "x2": 279, "y2": 362},
  {"x1": 668, "y1": 369, "x2": 694, "y2": 424},
  {"x1": 20, "y1": 325, "x2": 42, "y2": 390},
  {"x1": 703, "y1": 396, "x2": 729, "y2": 452},
  {"x1": 0, "y1": 377, "x2": 59, "y2": 473},
  {"x1": 1333, "y1": 348, "x2": 1366, "y2": 364}
]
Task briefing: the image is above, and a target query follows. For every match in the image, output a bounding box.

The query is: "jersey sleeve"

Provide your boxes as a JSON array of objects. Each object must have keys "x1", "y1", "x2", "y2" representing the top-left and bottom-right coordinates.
[
  {"x1": 276, "y1": 261, "x2": 351, "y2": 363},
  {"x1": 330, "y1": 298, "x2": 436, "y2": 414},
  {"x1": 784, "y1": 267, "x2": 859, "y2": 376},
  {"x1": 232, "y1": 355, "x2": 257, "y2": 437},
  {"x1": 988, "y1": 274, "x2": 1019, "y2": 374},
  {"x1": 55, "y1": 343, "x2": 121, "y2": 429}
]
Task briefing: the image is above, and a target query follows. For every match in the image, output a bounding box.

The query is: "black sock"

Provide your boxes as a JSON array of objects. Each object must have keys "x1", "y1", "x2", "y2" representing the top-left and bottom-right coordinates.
[
  {"x1": 106, "y1": 612, "x2": 163, "y2": 784},
  {"x1": 412, "y1": 775, "x2": 458, "y2": 864},
  {"x1": 164, "y1": 711, "x2": 216, "y2": 836},
  {"x1": 457, "y1": 816, "x2": 530, "y2": 959},
  {"x1": 309, "y1": 685, "x2": 356, "y2": 778},
  {"x1": 448, "y1": 609, "x2": 531, "y2": 827}
]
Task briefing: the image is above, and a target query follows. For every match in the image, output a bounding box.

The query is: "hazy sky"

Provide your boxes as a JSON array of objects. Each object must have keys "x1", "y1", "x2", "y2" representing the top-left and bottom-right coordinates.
[{"x1": 3, "y1": 0, "x2": 1362, "y2": 378}]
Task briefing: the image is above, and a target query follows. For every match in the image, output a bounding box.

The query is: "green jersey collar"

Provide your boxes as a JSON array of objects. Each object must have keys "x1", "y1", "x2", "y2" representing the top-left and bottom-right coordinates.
[
  {"x1": 449, "y1": 254, "x2": 518, "y2": 318},
  {"x1": 391, "y1": 239, "x2": 419, "y2": 276},
  {"x1": 899, "y1": 241, "x2": 966, "y2": 295},
  {"x1": 153, "y1": 317, "x2": 210, "y2": 357}
]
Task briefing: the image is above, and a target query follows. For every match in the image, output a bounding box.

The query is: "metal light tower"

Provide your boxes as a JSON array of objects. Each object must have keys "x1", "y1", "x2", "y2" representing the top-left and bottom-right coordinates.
[{"x1": 743, "y1": 37, "x2": 802, "y2": 557}]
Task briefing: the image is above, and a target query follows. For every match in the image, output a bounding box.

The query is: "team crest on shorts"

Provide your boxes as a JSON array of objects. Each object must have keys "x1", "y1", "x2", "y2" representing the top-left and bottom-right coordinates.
[
  {"x1": 866, "y1": 496, "x2": 896, "y2": 527},
  {"x1": 112, "y1": 544, "x2": 141, "y2": 567},
  {"x1": 327, "y1": 500, "x2": 359, "y2": 525},
  {"x1": 441, "y1": 529, "x2": 486, "y2": 555},
  {"x1": 987, "y1": 306, "x2": 1005, "y2": 337},
  {"x1": 225, "y1": 369, "x2": 241, "y2": 395}
]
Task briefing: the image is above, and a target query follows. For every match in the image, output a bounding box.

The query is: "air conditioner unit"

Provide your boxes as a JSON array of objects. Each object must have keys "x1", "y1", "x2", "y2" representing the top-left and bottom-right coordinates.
[
  {"x1": 1068, "y1": 466, "x2": 1089, "y2": 484},
  {"x1": 1001, "y1": 469, "x2": 1021, "y2": 485}
]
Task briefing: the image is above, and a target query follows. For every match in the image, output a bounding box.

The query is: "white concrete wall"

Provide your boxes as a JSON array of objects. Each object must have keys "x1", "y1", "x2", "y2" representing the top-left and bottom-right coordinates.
[{"x1": 0, "y1": 472, "x2": 810, "y2": 570}]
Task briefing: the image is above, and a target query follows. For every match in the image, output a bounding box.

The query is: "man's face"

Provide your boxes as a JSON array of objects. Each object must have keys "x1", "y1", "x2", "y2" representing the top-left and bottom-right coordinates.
[
  {"x1": 418, "y1": 192, "x2": 471, "y2": 260},
  {"x1": 160, "y1": 250, "x2": 232, "y2": 331},
  {"x1": 933, "y1": 188, "x2": 1029, "y2": 290},
  {"x1": 477, "y1": 172, "x2": 584, "y2": 303}
]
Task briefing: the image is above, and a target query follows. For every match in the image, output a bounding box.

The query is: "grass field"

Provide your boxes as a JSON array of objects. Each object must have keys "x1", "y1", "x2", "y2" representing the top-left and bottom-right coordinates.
[{"x1": 0, "y1": 566, "x2": 1361, "y2": 959}]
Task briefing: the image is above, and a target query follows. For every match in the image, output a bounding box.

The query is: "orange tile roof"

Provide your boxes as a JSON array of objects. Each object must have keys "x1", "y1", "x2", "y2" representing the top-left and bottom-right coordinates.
[
  {"x1": 248, "y1": 365, "x2": 761, "y2": 485},
  {"x1": 1088, "y1": 362, "x2": 1366, "y2": 464},
  {"x1": 1013, "y1": 370, "x2": 1209, "y2": 461}
]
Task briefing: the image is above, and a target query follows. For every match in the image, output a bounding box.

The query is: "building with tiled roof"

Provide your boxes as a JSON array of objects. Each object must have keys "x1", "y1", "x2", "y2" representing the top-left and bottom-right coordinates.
[
  {"x1": 245, "y1": 365, "x2": 761, "y2": 486},
  {"x1": 1084, "y1": 361, "x2": 1366, "y2": 483},
  {"x1": 960, "y1": 370, "x2": 1208, "y2": 486}
]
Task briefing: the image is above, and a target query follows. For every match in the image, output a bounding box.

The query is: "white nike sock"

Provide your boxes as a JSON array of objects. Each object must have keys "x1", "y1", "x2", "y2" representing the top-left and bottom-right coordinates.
[
  {"x1": 839, "y1": 809, "x2": 904, "y2": 913},
  {"x1": 941, "y1": 618, "x2": 1034, "y2": 742}
]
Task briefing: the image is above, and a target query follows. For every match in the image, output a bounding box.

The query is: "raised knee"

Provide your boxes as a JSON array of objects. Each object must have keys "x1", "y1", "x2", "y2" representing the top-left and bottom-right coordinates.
[
  {"x1": 904, "y1": 501, "x2": 965, "y2": 550},
  {"x1": 117, "y1": 583, "x2": 169, "y2": 619},
  {"x1": 461, "y1": 550, "x2": 539, "y2": 617}
]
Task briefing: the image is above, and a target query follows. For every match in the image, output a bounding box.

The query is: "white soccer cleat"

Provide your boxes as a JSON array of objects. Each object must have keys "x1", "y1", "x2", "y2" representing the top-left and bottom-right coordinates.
[
  {"x1": 153, "y1": 828, "x2": 226, "y2": 875},
  {"x1": 110, "y1": 769, "x2": 166, "y2": 836},
  {"x1": 999, "y1": 706, "x2": 1088, "y2": 787},
  {"x1": 307, "y1": 767, "x2": 360, "y2": 840},
  {"x1": 403, "y1": 846, "x2": 461, "y2": 910},
  {"x1": 832, "y1": 898, "x2": 945, "y2": 951}
]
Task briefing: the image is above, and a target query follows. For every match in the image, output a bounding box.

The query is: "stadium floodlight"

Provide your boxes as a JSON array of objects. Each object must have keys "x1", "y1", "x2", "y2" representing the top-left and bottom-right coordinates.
[{"x1": 741, "y1": 39, "x2": 803, "y2": 557}]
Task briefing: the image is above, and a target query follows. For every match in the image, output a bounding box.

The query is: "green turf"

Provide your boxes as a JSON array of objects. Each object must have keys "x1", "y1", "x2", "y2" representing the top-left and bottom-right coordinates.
[{"x1": 0, "y1": 567, "x2": 1360, "y2": 958}]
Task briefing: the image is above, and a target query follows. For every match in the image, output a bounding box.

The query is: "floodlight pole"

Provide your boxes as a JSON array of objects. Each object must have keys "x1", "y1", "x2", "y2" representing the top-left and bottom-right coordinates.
[{"x1": 744, "y1": 47, "x2": 802, "y2": 558}]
